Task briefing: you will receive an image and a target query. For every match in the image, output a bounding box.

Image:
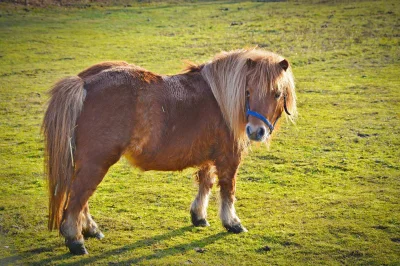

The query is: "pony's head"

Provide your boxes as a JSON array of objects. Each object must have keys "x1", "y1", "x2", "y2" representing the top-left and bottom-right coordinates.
[{"x1": 201, "y1": 48, "x2": 297, "y2": 146}]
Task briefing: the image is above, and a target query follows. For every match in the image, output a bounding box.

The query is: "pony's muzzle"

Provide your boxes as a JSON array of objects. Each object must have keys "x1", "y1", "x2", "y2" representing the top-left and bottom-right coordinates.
[{"x1": 246, "y1": 124, "x2": 268, "y2": 142}]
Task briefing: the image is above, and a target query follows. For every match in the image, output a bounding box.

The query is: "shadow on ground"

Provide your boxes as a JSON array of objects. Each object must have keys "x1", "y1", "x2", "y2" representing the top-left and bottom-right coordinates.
[{"x1": 1, "y1": 226, "x2": 228, "y2": 265}]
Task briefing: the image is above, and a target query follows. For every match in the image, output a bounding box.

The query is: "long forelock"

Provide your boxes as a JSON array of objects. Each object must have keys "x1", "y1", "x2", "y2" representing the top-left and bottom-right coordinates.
[
  {"x1": 245, "y1": 50, "x2": 285, "y2": 96},
  {"x1": 248, "y1": 52, "x2": 297, "y2": 122}
]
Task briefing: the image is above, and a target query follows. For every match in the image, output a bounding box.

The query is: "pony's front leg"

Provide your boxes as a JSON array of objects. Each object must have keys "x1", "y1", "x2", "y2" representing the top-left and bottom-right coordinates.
[
  {"x1": 216, "y1": 160, "x2": 248, "y2": 233},
  {"x1": 190, "y1": 165, "x2": 215, "y2": 227}
]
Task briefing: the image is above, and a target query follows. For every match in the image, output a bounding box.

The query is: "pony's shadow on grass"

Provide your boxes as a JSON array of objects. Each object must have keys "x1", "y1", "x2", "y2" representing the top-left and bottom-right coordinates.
[
  {"x1": 31, "y1": 226, "x2": 227, "y2": 265},
  {"x1": 114, "y1": 231, "x2": 227, "y2": 265},
  {"x1": 0, "y1": 245, "x2": 70, "y2": 266}
]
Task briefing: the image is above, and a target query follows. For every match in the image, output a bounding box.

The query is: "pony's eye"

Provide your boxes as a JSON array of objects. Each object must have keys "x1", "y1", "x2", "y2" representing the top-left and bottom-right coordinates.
[{"x1": 274, "y1": 91, "x2": 282, "y2": 99}]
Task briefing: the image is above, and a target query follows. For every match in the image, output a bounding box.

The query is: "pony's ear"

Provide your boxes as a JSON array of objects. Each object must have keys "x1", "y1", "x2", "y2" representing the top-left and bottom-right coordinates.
[
  {"x1": 279, "y1": 59, "x2": 289, "y2": 71},
  {"x1": 246, "y1": 58, "x2": 257, "y2": 69}
]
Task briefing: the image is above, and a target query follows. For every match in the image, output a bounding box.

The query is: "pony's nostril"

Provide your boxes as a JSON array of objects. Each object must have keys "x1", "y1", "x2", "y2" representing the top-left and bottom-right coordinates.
[
  {"x1": 257, "y1": 127, "x2": 265, "y2": 138},
  {"x1": 246, "y1": 126, "x2": 252, "y2": 136}
]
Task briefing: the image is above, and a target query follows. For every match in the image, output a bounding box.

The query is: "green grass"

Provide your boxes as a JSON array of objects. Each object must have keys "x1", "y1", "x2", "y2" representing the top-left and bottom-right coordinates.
[{"x1": 0, "y1": 0, "x2": 399, "y2": 265}]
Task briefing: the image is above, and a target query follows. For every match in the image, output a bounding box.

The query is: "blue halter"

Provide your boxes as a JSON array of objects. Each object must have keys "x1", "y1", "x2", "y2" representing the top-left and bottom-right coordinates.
[{"x1": 245, "y1": 91, "x2": 290, "y2": 134}]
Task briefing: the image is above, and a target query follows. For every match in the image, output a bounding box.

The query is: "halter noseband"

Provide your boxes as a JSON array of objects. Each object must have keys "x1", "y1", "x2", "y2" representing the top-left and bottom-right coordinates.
[{"x1": 245, "y1": 91, "x2": 291, "y2": 134}]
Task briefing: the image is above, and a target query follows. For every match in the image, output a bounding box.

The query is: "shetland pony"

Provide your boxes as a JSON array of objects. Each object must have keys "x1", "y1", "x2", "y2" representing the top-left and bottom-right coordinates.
[{"x1": 42, "y1": 48, "x2": 297, "y2": 255}]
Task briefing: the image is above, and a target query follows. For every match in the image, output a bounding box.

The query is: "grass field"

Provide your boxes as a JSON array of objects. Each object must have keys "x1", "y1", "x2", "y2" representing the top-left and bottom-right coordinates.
[{"x1": 0, "y1": 0, "x2": 399, "y2": 265}]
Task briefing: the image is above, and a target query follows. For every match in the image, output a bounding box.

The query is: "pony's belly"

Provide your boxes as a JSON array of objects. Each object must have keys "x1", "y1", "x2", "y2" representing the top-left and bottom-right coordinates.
[{"x1": 124, "y1": 146, "x2": 210, "y2": 172}]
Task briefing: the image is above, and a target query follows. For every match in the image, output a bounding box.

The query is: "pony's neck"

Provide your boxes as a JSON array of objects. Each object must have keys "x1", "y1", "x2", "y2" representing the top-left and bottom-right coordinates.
[{"x1": 162, "y1": 70, "x2": 213, "y2": 101}]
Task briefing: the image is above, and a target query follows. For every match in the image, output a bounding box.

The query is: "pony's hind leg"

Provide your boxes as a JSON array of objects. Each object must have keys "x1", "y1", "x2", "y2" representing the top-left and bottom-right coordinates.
[
  {"x1": 61, "y1": 158, "x2": 117, "y2": 255},
  {"x1": 82, "y1": 203, "x2": 104, "y2": 240},
  {"x1": 216, "y1": 158, "x2": 248, "y2": 233},
  {"x1": 190, "y1": 165, "x2": 215, "y2": 227}
]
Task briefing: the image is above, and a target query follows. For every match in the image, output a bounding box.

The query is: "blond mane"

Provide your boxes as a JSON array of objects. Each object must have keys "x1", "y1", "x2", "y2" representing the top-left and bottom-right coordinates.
[{"x1": 201, "y1": 48, "x2": 297, "y2": 146}]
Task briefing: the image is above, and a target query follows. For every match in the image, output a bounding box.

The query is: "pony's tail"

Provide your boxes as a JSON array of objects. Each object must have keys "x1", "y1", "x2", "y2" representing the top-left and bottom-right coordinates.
[{"x1": 42, "y1": 76, "x2": 86, "y2": 231}]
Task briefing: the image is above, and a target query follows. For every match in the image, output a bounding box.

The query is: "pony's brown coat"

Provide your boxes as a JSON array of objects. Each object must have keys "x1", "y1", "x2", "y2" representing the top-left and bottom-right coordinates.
[{"x1": 42, "y1": 48, "x2": 296, "y2": 252}]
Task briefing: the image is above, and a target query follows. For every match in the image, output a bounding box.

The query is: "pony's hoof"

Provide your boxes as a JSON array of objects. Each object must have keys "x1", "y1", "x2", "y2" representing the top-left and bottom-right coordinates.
[
  {"x1": 193, "y1": 218, "x2": 210, "y2": 227},
  {"x1": 66, "y1": 239, "x2": 89, "y2": 255},
  {"x1": 95, "y1": 231, "x2": 105, "y2": 240},
  {"x1": 83, "y1": 230, "x2": 105, "y2": 240},
  {"x1": 224, "y1": 223, "x2": 248, "y2": 234},
  {"x1": 190, "y1": 210, "x2": 210, "y2": 227}
]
